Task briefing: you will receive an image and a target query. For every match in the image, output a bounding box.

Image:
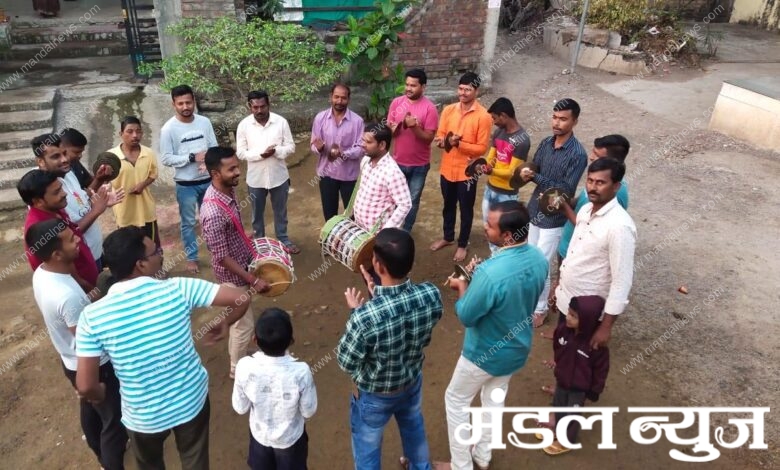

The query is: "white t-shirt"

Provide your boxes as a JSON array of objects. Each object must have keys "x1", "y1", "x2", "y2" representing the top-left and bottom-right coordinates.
[
  {"x1": 32, "y1": 267, "x2": 108, "y2": 370},
  {"x1": 60, "y1": 171, "x2": 103, "y2": 260}
]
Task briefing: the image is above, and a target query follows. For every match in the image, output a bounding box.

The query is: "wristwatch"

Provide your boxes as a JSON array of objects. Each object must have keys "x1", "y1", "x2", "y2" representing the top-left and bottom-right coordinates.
[{"x1": 189, "y1": 153, "x2": 195, "y2": 163}]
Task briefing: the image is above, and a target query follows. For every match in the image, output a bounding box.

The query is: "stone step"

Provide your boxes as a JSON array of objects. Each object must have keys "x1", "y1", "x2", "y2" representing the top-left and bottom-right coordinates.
[
  {"x1": 0, "y1": 166, "x2": 36, "y2": 192},
  {"x1": 0, "y1": 41, "x2": 130, "y2": 61},
  {"x1": 0, "y1": 187, "x2": 25, "y2": 212},
  {"x1": 0, "y1": 128, "x2": 54, "y2": 152},
  {"x1": 10, "y1": 23, "x2": 128, "y2": 44},
  {"x1": 0, "y1": 87, "x2": 56, "y2": 113},
  {"x1": 0, "y1": 149, "x2": 36, "y2": 170},
  {"x1": 0, "y1": 109, "x2": 53, "y2": 133}
]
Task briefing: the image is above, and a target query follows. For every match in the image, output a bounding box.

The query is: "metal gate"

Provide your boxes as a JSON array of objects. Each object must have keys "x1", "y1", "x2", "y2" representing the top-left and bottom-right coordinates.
[{"x1": 121, "y1": 0, "x2": 161, "y2": 77}]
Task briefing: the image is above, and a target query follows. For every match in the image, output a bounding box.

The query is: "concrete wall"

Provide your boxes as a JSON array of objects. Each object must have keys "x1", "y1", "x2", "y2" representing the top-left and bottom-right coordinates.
[
  {"x1": 543, "y1": 23, "x2": 647, "y2": 76},
  {"x1": 709, "y1": 80, "x2": 780, "y2": 151},
  {"x1": 394, "y1": 0, "x2": 489, "y2": 84},
  {"x1": 731, "y1": 0, "x2": 780, "y2": 30}
]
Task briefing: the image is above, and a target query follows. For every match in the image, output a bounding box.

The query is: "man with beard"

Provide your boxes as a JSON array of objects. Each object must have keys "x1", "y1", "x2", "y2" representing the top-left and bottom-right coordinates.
[
  {"x1": 160, "y1": 84, "x2": 219, "y2": 275},
  {"x1": 310, "y1": 83, "x2": 365, "y2": 221},
  {"x1": 106, "y1": 116, "x2": 160, "y2": 247},
  {"x1": 237, "y1": 90, "x2": 300, "y2": 254},
  {"x1": 33, "y1": 133, "x2": 123, "y2": 270},
  {"x1": 201, "y1": 146, "x2": 271, "y2": 379},
  {"x1": 29, "y1": 219, "x2": 127, "y2": 470},
  {"x1": 19, "y1": 169, "x2": 99, "y2": 293},
  {"x1": 387, "y1": 68, "x2": 439, "y2": 232},
  {"x1": 517, "y1": 98, "x2": 588, "y2": 327}
]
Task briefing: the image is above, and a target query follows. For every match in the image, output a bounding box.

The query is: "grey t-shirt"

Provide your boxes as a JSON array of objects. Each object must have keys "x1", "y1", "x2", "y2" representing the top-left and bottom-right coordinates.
[{"x1": 159, "y1": 114, "x2": 218, "y2": 183}]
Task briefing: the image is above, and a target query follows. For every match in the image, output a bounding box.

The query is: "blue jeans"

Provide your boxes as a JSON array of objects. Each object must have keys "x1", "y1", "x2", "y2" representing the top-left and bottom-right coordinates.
[
  {"x1": 350, "y1": 375, "x2": 430, "y2": 470},
  {"x1": 398, "y1": 163, "x2": 430, "y2": 232},
  {"x1": 249, "y1": 180, "x2": 291, "y2": 245},
  {"x1": 175, "y1": 180, "x2": 211, "y2": 262},
  {"x1": 482, "y1": 185, "x2": 518, "y2": 253}
]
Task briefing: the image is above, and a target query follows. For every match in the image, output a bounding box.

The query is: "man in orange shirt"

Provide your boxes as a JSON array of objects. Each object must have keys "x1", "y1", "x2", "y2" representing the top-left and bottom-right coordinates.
[{"x1": 430, "y1": 72, "x2": 493, "y2": 262}]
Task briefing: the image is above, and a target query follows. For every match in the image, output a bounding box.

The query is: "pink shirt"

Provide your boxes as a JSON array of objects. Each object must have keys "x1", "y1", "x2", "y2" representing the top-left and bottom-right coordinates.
[
  {"x1": 387, "y1": 95, "x2": 439, "y2": 167},
  {"x1": 353, "y1": 154, "x2": 412, "y2": 231}
]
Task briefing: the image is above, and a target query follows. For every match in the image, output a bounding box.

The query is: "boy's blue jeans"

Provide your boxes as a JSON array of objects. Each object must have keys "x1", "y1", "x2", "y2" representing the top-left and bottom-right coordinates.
[{"x1": 350, "y1": 374, "x2": 431, "y2": 470}]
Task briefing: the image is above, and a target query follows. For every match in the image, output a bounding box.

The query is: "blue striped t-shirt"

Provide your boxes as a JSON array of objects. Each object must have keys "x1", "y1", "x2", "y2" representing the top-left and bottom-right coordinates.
[
  {"x1": 526, "y1": 135, "x2": 588, "y2": 229},
  {"x1": 76, "y1": 276, "x2": 219, "y2": 433}
]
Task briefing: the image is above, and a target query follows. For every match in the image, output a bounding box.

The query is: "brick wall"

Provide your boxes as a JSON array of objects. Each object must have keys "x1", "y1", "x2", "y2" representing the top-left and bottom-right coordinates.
[
  {"x1": 395, "y1": 0, "x2": 488, "y2": 82},
  {"x1": 181, "y1": 0, "x2": 238, "y2": 19}
]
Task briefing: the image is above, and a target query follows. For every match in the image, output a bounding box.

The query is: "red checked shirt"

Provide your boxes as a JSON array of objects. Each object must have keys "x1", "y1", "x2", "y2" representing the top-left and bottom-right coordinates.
[
  {"x1": 200, "y1": 185, "x2": 253, "y2": 286},
  {"x1": 353, "y1": 154, "x2": 412, "y2": 231}
]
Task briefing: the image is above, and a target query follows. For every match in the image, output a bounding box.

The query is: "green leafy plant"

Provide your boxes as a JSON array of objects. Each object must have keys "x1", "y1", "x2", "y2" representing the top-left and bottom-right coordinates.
[
  {"x1": 335, "y1": 0, "x2": 418, "y2": 119},
  {"x1": 140, "y1": 17, "x2": 342, "y2": 102},
  {"x1": 244, "y1": 0, "x2": 284, "y2": 22}
]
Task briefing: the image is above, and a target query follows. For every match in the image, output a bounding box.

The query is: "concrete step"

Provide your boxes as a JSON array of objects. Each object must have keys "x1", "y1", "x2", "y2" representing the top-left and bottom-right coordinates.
[
  {"x1": 0, "y1": 187, "x2": 25, "y2": 212},
  {"x1": 0, "y1": 149, "x2": 36, "y2": 170},
  {"x1": 0, "y1": 41, "x2": 129, "y2": 61},
  {"x1": 0, "y1": 166, "x2": 36, "y2": 192},
  {"x1": 0, "y1": 128, "x2": 53, "y2": 152},
  {"x1": 10, "y1": 23, "x2": 128, "y2": 44},
  {"x1": 0, "y1": 109, "x2": 53, "y2": 133},
  {"x1": 0, "y1": 87, "x2": 56, "y2": 113}
]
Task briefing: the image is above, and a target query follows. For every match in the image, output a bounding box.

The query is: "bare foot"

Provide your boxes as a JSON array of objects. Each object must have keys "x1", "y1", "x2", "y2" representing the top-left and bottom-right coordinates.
[
  {"x1": 454, "y1": 247, "x2": 468, "y2": 262},
  {"x1": 541, "y1": 384, "x2": 555, "y2": 396},
  {"x1": 432, "y1": 462, "x2": 452, "y2": 470},
  {"x1": 185, "y1": 260, "x2": 199, "y2": 275},
  {"x1": 533, "y1": 311, "x2": 548, "y2": 328},
  {"x1": 430, "y1": 239, "x2": 454, "y2": 251},
  {"x1": 540, "y1": 330, "x2": 554, "y2": 340},
  {"x1": 542, "y1": 359, "x2": 555, "y2": 369}
]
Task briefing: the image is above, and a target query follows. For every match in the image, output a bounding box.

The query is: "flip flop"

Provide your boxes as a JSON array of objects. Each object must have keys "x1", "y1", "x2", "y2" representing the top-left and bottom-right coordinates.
[
  {"x1": 543, "y1": 442, "x2": 572, "y2": 456},
  {"x1": 283, "y1": 243, "x2": 301, "y2": 255}
]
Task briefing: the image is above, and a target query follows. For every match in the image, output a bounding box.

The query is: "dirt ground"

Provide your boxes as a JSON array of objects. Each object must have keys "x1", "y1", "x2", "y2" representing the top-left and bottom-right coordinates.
[{"x1": 0, "y1": 32, "x2": 777, "y2": 469}]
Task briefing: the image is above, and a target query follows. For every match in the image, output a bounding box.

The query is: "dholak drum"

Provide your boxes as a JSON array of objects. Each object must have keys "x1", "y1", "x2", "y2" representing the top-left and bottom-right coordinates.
[
  {"x1": 248, "y1": 238, "x2": 294, "y2": 297},
  {"x1": 320, "y1": 215, "x2": 376, "y2": 273}
]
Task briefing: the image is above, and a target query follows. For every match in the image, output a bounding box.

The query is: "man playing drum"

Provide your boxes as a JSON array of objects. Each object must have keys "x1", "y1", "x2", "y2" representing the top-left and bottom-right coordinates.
[
  {"x1": 353, "y1": 123, "x2": 412, "y2": 232},
  {"x1": 200, "y1": 146, "x2": 270, "y2": 379}
]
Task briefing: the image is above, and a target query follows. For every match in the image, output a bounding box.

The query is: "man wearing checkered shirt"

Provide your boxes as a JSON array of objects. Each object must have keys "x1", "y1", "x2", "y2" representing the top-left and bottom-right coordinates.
[
  {"x1": 352, "y1": 123, "x2": 412, "y2": 231},
  {"x1": 337, "y1": 228, "x2": 443, "y2": 470}
]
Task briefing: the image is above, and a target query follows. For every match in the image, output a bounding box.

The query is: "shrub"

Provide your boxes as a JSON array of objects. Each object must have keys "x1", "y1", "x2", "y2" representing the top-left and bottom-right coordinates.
[{"x1": 142, "y1": 17, "x2": 342, "y2": 102}]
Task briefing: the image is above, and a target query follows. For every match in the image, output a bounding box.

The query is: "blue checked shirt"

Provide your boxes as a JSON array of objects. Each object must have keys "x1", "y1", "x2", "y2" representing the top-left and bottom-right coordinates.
[
  {"x1": 526, "y1": 135, "x2": 588, "y2": 228},
  {"x1": 337, "y1": 280, "x2": 443, "y2": 393}
]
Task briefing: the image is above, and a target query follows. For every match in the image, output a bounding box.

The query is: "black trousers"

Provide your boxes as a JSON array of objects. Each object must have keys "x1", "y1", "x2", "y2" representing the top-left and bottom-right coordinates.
[
  {"x1": 552, "y1": 386, "x2": 587, "y2": 444},
  {"x1": 127, "y1": 397, "x2": 211, "y2": 470},
  {"x1": 63, "y1": 361, "x2": 127, "y2": 470},
  {"x1": 440, "y1": 176, "x2": 477, "y2": 248},
  {"x1": 319, "y1": 176, "x2": 356, "y2": 221},
  {"x1": 249, "y1": 429, "x2": 308, "y2": 470}
]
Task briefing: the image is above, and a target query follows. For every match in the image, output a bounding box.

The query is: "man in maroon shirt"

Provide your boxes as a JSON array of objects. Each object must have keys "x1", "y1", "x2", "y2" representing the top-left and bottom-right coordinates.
[{"x1": 18, "y1": 169, "x2": 98, "y2": 294}]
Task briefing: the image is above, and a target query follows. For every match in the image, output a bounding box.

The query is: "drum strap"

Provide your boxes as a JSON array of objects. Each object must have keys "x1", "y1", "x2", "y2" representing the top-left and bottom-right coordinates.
[
  {"x1": 203, "y1": 197, "x2": 255, "y2": 252},
  {"x1": 343, "y1": 160, "x2": 367, "y2": 218}
]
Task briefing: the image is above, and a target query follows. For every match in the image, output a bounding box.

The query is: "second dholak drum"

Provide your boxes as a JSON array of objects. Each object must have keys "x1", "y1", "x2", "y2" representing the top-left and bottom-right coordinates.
[
  {"x1": 248, "y1": 237, "x2": 294, "y2": 297},
  {"x1": 320, "y1": 215, "x2": 375, "y2": 273}
]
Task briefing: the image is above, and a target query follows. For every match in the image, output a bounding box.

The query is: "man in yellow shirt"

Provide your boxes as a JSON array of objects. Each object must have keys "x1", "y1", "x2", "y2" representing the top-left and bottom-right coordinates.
[
  {"x1": 481, "y1": 97, "x2": 530, "y2": 253},
  {"x1": 108, "y1": 116, "x2": 160, "y2": 247},
  {"x1": 430, "y1": 72, "x2": 492, "y2": 262}
]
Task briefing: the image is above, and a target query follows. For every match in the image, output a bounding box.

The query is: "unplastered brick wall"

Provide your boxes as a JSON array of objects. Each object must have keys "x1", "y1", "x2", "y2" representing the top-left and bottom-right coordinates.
[
  {"x1": 396, "y1": 0, "x2": 487, "y2": 83},
  {"x1": 181, "y1": 0, "x2": 238, "y2": 19}
]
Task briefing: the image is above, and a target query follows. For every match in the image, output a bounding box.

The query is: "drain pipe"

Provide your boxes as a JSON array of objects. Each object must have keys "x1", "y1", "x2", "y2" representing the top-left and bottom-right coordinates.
[{"x1": 571, "y1": 0, "x2": 591, "y2": 71}]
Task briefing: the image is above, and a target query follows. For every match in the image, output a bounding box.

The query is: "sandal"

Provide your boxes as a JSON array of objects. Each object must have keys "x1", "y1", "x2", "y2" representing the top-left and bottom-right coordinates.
[
  {"x1": 543, "y1": 441, "x2": 572, "y2": 456},
  {"x1": 283, "y1": 243, "x2": 301, "y2": 255}
]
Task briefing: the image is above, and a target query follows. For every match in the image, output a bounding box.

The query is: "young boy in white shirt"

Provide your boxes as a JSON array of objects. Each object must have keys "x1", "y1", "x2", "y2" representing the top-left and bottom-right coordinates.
[{"x1": 232, "y1": 308, "x2": 317, "y2": 470}]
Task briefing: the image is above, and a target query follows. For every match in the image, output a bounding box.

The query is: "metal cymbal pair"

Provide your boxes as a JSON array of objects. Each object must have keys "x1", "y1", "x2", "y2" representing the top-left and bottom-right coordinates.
[
  {"x1": 509, "y1": 162, "x2": 538, "y2": 190},
  {"x1": 537, "y1": 187, "x2": 573, "y2": 215}
]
